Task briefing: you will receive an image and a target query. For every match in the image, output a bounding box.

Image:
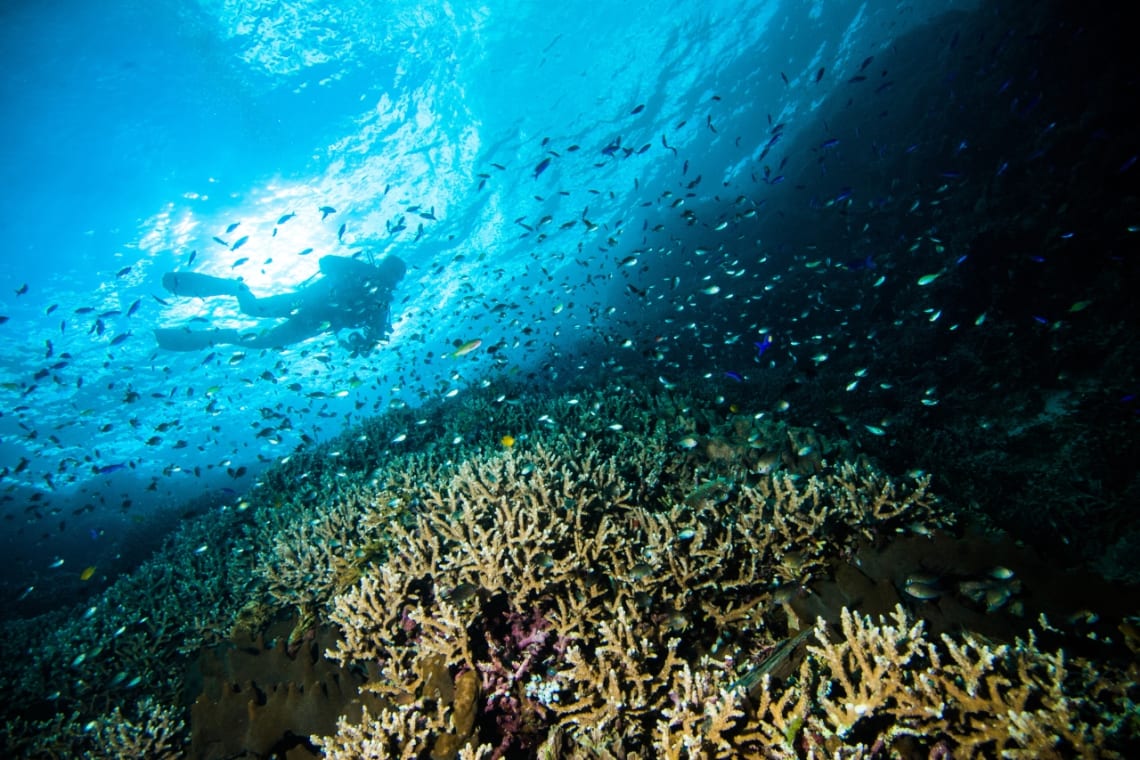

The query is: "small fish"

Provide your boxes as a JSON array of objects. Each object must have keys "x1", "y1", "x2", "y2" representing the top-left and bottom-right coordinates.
[
  {"x1": 15, "y1": 283, "x2": 28, "y2": 296},
  {"x1": 754, "y1": 335, "x2": 773, "y2": 358},
  {"x1": 501, "y1": 435, "x2": 516, "y2": 448},
  {"x1": 337, "y1": 223, "x2": 347, "y2": 241},
  {"x1": 917, "y1": 273, "x2": 941, "y2": 286},
  {"x1": 903, "y1": 580, "x2": 941, "y2": 600},
  {"x1": 79, "y1": 566, "x2": 96, "y2": 581},
  {"x1": 231, "y1": 257, "x2": 249, "y2": 268},
  {"x1": 126, "y1": 298, "x2": 142, "y2": 317},
  {"x1": 225, "y1": 222, "x2": 241, "y2": 234},
  {"x1": 677, "y1": 436, "x2": 699, "y2": 450},
  {"x1": 319, "y1": 205, "x2": 336, "y2": 219},
  {"x1": 116, "y1": 266, "x2": 132, "y2": 278},
  {"x1": 231, "y1": 236, "x2": 249, "y2": 251},
  {"x1": 277, "y1": 212, "x2": 296, "y2": 225},
  {"x1": 630, "y1": 104, "x2": 645, "y2": 115},
  {"x1": 533, "y1": 157, "x2": 552, "y2": 178},
  {"x1": 445, "y1": 339, "x2": 482, "y2": 358},
  {"x1": 814, "y1": 66, "x2": 825, "y2": 83},
  {"x1": 701, "y1": 285, "x2": 721, "y2": 295}
]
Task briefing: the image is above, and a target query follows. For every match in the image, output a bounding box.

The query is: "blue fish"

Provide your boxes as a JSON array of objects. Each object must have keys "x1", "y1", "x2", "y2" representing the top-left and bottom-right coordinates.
[
  {"x1": 533, "y1": 157, "x2": 552, "y2": 178},
  {"x1": 754, "y1": 335, "x2": 773, "y2": 359}
]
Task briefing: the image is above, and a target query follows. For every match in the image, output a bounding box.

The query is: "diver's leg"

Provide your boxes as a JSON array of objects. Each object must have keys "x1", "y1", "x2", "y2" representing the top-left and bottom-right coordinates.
[
  {"x1": 235, "y1": 288, "x2": 300, "y2": 319},
  {"x1": 162, "y1": 272, "x2": 244, "y2": 298},
  {"x1": 154, "y1": 327, "x2": 242, "y2": 351},
  {"x1": 238, "y1": 317, "x2": 324, "y2": 349}
]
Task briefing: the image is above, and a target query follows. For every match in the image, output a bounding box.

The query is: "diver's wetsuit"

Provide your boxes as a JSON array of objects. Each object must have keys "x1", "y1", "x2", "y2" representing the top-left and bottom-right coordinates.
[{"x1": 155, "y1": 255, "x2": 406, "y2": 352}]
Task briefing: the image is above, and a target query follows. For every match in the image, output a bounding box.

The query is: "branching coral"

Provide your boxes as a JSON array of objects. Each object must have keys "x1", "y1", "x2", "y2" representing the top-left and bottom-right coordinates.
[
  {"x1": 86, "y1": 696, "x2": 186, "y2": 760},
  {"x1": 773, "y1": 605, "x2": 1125, "y2": 758},
  {"x1": 315, "y1": 405, "x2": 955, "y2": 756}
]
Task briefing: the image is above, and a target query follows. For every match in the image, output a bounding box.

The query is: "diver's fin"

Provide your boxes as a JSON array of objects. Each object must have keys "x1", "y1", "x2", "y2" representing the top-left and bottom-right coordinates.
[
  {"x1": 154, "y1": 327, "x2": 241, "y2": 351},
  {"x1": 162, "y1": 271, "x2": 245, "y2": 298}
]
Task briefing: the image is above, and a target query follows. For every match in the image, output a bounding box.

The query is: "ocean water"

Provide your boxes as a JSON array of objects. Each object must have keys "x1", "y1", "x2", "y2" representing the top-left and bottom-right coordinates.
[{"x1": 2, "y1": 0, "x2": 1138, "y2": 757}]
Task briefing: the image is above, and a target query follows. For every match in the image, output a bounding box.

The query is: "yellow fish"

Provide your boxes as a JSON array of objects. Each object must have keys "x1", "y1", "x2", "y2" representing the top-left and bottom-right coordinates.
[
  {"x1": 79, "y1": 566, "x2": 96, "y2": 581},
  {"x1": 501, "y1": 435, "x2": 515, "y2": 448},
  {"x1": 445, "y1": 339, "x2": 482, "y2": 358}
]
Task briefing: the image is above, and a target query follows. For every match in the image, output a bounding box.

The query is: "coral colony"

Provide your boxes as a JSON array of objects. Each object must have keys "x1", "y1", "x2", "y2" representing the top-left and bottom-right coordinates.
[{"x1": 2, "y1": 380, "x2": 1136, "y2": 757}]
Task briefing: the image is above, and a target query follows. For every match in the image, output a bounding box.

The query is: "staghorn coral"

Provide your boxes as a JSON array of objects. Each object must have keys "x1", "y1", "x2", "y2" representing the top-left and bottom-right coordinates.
[
  {"x1": 755, "y1": 605, "x2": 1129, "y2": 759},
  {"x1": 85, "y1": 696, "x2": 185, "y2": 760},
  {"x1": 315, "y1": 410, "x2": 954, "y2": 756}
]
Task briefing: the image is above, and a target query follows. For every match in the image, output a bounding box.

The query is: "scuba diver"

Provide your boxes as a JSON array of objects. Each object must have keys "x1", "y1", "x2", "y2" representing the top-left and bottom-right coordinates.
[{"x1": 154, "y1": 254, "x2": 406, "y2": 355}]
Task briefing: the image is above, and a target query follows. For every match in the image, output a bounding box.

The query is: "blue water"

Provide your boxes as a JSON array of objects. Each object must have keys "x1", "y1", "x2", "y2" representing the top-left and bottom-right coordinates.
[
  {"x1": 6, "y1": 0, "x2": 1137, "y2": 617},
  {"x1": 1, "y1": 0, "x2": 970, "y2": 607}
]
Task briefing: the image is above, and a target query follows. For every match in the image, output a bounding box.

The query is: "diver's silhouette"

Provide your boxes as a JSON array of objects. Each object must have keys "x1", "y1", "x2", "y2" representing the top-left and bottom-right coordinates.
[{"x1": 154, "y1": 254, "x2": 406, "y2": 354}]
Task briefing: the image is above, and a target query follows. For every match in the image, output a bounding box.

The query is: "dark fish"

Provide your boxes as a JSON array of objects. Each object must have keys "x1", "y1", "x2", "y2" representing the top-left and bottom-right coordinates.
[
  {"x1": 213, "y1": 236, "x2": 228, "y2": 246},
  {"x1": 277, "y1": 212, "x2": 296, "y2": 224},
  {"x1": 225, "y1": 222, "x2": 241, "y2": 233},
  {"x1": 724, "y1": 371, "x2": 744, "y2": 382},
  {"x1": 15, "y1": 283, "x2": 28, "y2": 296},
  {"x1": 187, "y1": 250, "x2": 197, "y2": 266},
  {"x1": 844, "y1": 255, "x2": 875, "y2": 271},
  {"x1": 319, "y1": 205, "x2": 336, "y2": 219},
  {"x1": 46, "y1": 304, "x2": 58, "y2": 315},
  {"x1": 94, "y1": 463, "x2": 128, "y2": 475},
  {"x1": 814, "y1": 67, "x2": 825, "y2": 83},
  {"x1": 780, "y1": 71, "x2": 789, "y2": 85},
  {"x1": 231, "y1": 236, "x2": 249, "y2": 251},
  {"x1": 533, "y1": 157, "x2": 552, "y2": 178},
  {"x1": 337, "y1": 223, "x2": 346, "y2": 241},
  {"x1": 0, "y1": 316, "x2": 7, "y2": 324},
  {"x1": 848, "y1": 75, "x2": 867, "y2": 83},
  {"x1": 232, "y1": 257, "x2": 249, "y2": 268},
  {"x1": 116, "y1": 266, "x2": 132, "y2": 278},
  {"x1": 820, "y1": 138, "x2": 840, "y2": 149},
  {"x1": 602, "y1": 137, "x2": 622, "y2": 157},
  {"x1": 109, "y1": 332, "x2": 131, "y2": 346},
  {"x1": 126, "y1": 299, "x2": 142, "y2": 317},
  {"x1": 860, "y1": 56, "x2": 874, "y2": 71},
  {"x1": 630, "y1": 104, "x2": 645, "y2": 114}
]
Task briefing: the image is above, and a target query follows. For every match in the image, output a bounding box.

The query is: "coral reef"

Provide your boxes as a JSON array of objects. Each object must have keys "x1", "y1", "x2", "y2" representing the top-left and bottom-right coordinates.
[{"x1": 2, "y1": 380, "x2": 1136, "y2": 758}]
